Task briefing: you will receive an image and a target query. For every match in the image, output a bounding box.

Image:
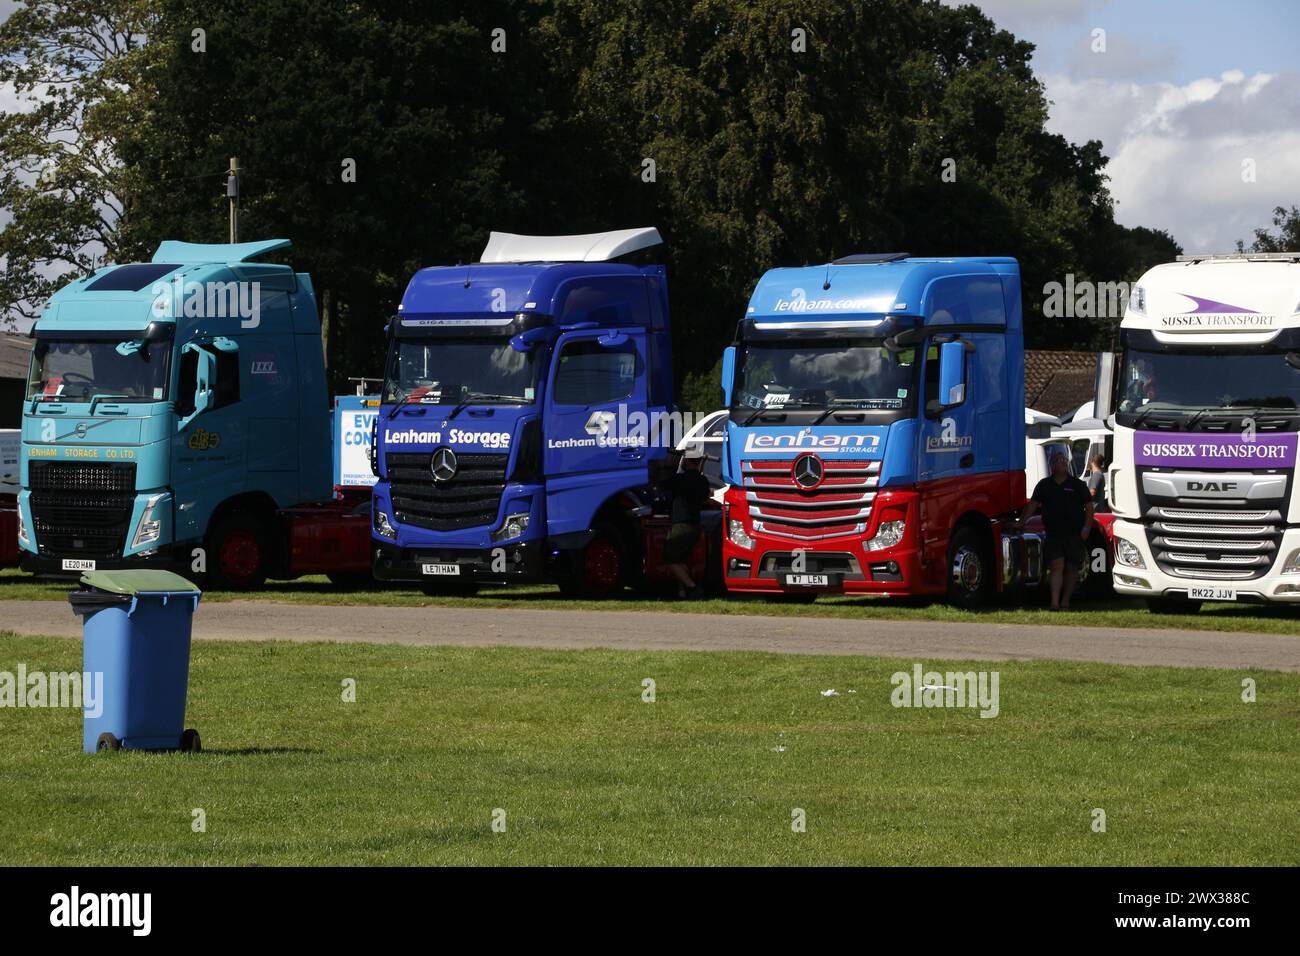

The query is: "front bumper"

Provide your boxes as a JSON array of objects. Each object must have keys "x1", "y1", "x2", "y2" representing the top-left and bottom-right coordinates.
[
  {"x1": 1110, "y1": 518, "x2": 1300, "y2": 603},
  {"x1": 372, "y1": 538, "x2": 544, "y2": 583},
  {"x1": 20, "y1": 545, "x2": 183, "y2": 579},
  {"x1": 723, "y1": 536, "x2": 927, "y2": 594}
]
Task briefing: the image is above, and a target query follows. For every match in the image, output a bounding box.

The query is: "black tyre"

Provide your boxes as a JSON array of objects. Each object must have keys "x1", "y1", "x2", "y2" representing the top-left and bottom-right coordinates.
[
  {"x1": 946, "y1": 526, "x2": 994, "y2": 609},
  {"x1": 1146, "y1": 597, "x2": 1202, "y2": 615},
  {"x1": 96, "y1": 732, "x2": 121, "y2": 752},
  {"x1": 180, "y1": 728, "x2": 202, "y2": 753},
  {"x1": 206, "y1": 513, "x2": 272, "y2": 590},
  {"x1": 557, "y1": 522, "x2": 626, "y2": 599}
]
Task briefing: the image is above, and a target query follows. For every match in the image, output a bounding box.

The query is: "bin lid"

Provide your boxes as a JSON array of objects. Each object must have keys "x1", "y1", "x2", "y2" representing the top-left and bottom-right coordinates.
[{"x1": 78, "y1": 569, "x2": 201, "y2": 595}]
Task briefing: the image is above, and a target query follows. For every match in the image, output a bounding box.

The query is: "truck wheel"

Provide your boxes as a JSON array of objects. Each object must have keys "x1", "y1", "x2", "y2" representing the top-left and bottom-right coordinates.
[
  {"x1": 206, "y1": 513, "x2": 271, "y2": 590},
  {"x1": 559, "y1": 522, "x2": 625, "y2": 599},
  {"x1": 96, "y1": 732, "x2": 121, "y2": 752},
  {"x1": 180, "y1": 728, "x2": 202, "y2": 753},
  {"x1": 1146, "y1": 597, "x2": 1201, "y2": 615},
  {"x1": 946, "y1": 526, "x2": 993, "y2": 610}
]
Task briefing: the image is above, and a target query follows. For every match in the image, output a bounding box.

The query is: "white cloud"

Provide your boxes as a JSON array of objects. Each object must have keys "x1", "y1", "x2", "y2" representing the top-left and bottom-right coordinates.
[{"x1": 1044, "y1": 70, "x2": 1300, "y2": 252}]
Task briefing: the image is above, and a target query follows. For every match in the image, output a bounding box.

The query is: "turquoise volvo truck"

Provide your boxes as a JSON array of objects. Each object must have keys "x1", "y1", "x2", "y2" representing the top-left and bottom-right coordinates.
[{"x1": 18, "y1": 239, "x2": 372, "y2": 588}]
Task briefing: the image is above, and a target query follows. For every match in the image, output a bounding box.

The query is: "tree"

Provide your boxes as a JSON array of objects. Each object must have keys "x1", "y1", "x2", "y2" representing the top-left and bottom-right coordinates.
[
  {"x1": 1238, "y1": 205, "x2": 1300, "y2": 253},
  {"x1": 0, "y1": 0, "x2": 159, "y2": 327}
]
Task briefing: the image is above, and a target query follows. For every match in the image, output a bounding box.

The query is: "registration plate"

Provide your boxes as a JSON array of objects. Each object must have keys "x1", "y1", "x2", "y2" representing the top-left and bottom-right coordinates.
[
  {"x1": 421, "y1": 563, "x2": 461, "y2": 576},
  {"x1": 1189, "y1": 586, "x2": 1236, "y2": 602},
  {"x1": 786, "y1": 574, "x2": 829, "y2": 587},
  {"x1": 61, "y1": 559, "x2": 95, "y2": 571}
]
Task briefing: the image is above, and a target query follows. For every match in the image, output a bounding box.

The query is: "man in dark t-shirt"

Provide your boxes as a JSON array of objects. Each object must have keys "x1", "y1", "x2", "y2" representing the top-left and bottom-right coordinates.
[
  {"x1": 661, "y1": 445, "x2": 713, "y2": 599},
  {"x1": 1021, "y1": 451, "x2": 1095, "y2": 610}
]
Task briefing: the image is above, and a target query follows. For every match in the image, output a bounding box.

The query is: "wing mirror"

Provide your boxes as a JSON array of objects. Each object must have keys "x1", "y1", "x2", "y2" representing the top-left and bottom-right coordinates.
[
  {"x1": 177, "y1": 342, "x2": 217, "y2": 432},
  {"x1": 721, "y1": 346, "x2": 736, "y2": 406}
]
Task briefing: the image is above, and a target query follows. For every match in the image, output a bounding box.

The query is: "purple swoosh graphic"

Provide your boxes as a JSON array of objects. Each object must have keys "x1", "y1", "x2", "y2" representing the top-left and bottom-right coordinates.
[{"x1": 1178, "y1": 293, "x2": 1257, "y2": 314}]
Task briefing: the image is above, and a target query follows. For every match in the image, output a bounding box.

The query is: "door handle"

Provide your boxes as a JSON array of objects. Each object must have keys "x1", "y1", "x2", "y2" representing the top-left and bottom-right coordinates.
[
  {"x1": 618, "y1": 448, "x2": 644, "y2": 461},
  {"x1": 959, "y1": 453, "x2": 975, "y2": 469}
]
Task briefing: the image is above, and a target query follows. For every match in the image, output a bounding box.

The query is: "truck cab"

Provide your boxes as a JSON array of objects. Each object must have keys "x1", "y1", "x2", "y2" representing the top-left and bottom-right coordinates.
[
  {"x1": 18, "y1": 239, "x2": 330, "y2": 585},
  {"x1": 370, "y1": 228, "x2": 681, "y2": 595},
  {"x1": 720, "y1": 253, "x2": 1032, "y2": 607},
  {"x1": 1098, "y1": 252, "x2": 1300, "y2": 610}
]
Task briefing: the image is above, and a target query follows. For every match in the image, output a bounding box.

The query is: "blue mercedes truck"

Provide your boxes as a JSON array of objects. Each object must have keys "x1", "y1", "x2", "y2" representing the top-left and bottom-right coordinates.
[
  {"x1": 18, "y1": 239, "x2": 373, "y2": 588},
  {"x1": 370, "y1": 228, "x2": 709, "y2": 596}
]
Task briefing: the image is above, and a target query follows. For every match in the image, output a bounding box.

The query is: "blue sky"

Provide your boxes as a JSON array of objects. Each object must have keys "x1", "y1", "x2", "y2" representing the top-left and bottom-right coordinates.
[
  {"x1": 948, "y1": 0, "x2": 1300, "y2": 252},
  {"x1": 979, "y1": 0, "x2": 1298, "y2": 84}
]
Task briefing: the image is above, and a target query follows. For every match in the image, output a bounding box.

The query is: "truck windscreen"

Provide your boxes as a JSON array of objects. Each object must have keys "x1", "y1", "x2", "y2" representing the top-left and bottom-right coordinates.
[
  {"x1": 1117, "y1": 346, "x2": 1300, "y2": 416},
  {"x1": 733, "y1": 338, "x2": 917, "y2": 412},
  {"x1": 27, "y1": 339, "x2": 170, "y2": 402},
  {"x1": 384, "y1": 337, "x2": 538, "y2": 405}
]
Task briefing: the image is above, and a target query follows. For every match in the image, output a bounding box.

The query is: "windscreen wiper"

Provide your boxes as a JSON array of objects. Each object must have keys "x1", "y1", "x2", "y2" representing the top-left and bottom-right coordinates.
[
  {"x1": 447, "y1": 393, "x2": 527, "y2": 420},
  {"x1": 808, "y1": 399, "x2": 878, "y2": 427}
]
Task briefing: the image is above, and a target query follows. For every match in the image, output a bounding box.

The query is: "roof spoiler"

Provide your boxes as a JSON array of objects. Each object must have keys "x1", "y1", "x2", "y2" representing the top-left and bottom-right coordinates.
[
  {"x1": 480, "y1": 228, "x2": 661, "y2": 263},
  {"x1": 151, "y1": 238, "x2": 291, "y2": 264}
]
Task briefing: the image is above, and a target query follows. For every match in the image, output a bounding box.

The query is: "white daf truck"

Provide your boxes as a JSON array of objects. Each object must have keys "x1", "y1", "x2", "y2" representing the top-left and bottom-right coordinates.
[{"x1": 1096, "y1": 252, "x2": 1300, "y2": 612}]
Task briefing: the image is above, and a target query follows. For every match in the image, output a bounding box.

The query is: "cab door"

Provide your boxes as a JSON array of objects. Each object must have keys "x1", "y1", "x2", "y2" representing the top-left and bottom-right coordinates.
[
  {"x1": 917, "y1": 340, "x2": 976, "y2": 483},
  {"x1": 543, "y1": 328, "x2": 650, "y2": 481}
]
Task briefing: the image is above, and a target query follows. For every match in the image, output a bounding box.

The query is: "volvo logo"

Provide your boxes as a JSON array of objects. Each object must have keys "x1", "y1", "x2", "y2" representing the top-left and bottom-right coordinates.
[
  {"x1": 792, "y1": 453, "x2": 824, "y2": 489},
  {"x1": 74, "y1": 423, "x2": 88, "y2": 439},
  {"x1": 430, "y1": 447, "x2": 458, "y2": 482}
]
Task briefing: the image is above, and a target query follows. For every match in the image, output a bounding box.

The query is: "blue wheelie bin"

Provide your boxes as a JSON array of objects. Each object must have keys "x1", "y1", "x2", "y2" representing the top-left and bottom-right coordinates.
[{"x1": 69, "y1": 569, "x2": 203, "y2": 754}]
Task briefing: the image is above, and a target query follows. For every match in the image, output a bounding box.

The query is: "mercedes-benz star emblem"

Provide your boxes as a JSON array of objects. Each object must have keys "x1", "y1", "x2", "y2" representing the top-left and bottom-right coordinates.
[
  {"x1": 430, "y1": 447, "x2": 458, "y2": 482},
  {"x1": 792, "y1": 453, "x2": 824, "y2": 489}
]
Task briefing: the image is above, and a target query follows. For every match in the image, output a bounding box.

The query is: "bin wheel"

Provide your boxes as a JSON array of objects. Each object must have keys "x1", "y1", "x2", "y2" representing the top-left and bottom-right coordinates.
[
  {"x1": 96, "y1": 733, "x2": 121, "y2": 752},
  {"x1": 180, "y1": 728, "x2": 202, "y2": 753}
]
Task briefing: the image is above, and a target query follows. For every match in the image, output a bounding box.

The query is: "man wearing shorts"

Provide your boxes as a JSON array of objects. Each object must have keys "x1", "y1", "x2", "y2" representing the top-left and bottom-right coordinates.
[{"x1": 1021, "y1": 451, "x2": 1095, "y2": 611}]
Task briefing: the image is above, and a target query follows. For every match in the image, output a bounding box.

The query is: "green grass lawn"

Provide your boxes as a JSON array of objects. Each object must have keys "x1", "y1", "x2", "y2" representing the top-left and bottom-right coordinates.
[
  {"x1": 3, "y1": 567, "x2": 1299, "y2": 636},
  {"x1": 1, "y1": 632, "x2": 1296, "y2": 865}
]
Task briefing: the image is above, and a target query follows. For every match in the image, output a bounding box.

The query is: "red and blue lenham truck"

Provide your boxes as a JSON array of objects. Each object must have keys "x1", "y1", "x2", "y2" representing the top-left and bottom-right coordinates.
[{"x1": 719, "y1": 253, "x2": 1044, "y2": 607}]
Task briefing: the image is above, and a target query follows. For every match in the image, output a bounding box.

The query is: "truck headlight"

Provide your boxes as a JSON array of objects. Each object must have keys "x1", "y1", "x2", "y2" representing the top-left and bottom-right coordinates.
[
  {"x1": 865, "y1": 519, "x2": 905, "y2": 552},
  {"x1": 492, "y1": 512, "x2": 530, "y2": 542},
  {"x1": 1115, "y1": 537, "x2": 1145, "y2": 569},
  {"x1": 728, "y1": 518, "x2": 754, "y2": 550},
  {"x1": 1282, "y1": 548, "x2": 1300, "y2": 574},
  {"x1": 374, "y1": 507, "x2": 397, "y2": 539},
  {"x1": 131, "y1": 494, "x2": 164, "y2": 548},
  {"x1": 1130, "y1": 285, "x2": 1146, "y2": 315},
  {"x1": 17, "y1": 508, "x2": 29, "y2": 546}
]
